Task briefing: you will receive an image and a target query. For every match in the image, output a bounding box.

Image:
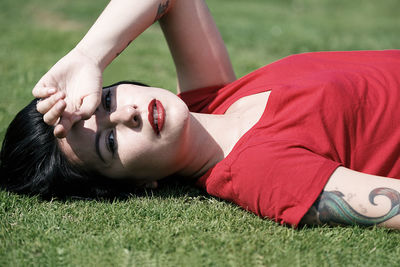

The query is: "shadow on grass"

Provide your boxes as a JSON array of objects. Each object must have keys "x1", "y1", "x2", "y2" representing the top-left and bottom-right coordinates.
[
  {"x1": 57, "y1": 176, "x2": 212, "y2": 203},
  {"x1": 296, "y1": 221, "x2": 400, "y2": 233}
]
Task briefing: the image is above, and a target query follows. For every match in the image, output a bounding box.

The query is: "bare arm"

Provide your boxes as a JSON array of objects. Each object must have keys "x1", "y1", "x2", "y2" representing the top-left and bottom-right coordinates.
[
  {"x1": 76, "y1": 0, "x2": 173, "y2": 70},
  {"x1": 34, "y1": 0, "x2": 235, "y2": 137},
  {"x1": 33, "y1": 0, "x2": 175, "y2": 137},
  {"x1": 160, "y1": 0, "x2": 236, "y2": 93},
  {"x1": 301, "y1": 167, "x2": 400, "y2": 229},
  {"x1": 78, "y1": 0, "x2": 235, "y2": 90}
]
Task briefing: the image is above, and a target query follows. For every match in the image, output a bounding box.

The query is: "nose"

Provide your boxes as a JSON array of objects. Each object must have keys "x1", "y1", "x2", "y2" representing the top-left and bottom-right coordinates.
[{"x1": 109, "y1": 105, "x2": 140, "y2": 128}]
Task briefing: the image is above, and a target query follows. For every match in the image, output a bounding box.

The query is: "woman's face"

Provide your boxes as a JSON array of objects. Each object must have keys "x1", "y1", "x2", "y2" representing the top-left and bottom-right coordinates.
[{"x1": 59, "y1": 83, "x2": 190, "y2": 185}]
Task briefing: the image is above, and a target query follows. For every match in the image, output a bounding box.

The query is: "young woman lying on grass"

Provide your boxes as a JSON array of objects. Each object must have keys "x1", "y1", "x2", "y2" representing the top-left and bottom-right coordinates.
[{"x1": 1, "y1": 0, "x2": 400, "y2": 229}]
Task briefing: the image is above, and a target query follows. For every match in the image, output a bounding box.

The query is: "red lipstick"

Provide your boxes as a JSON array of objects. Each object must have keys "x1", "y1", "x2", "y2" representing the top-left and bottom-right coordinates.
[{"x1": 148, "y1": 99, "x2": 165, "y2": 135}]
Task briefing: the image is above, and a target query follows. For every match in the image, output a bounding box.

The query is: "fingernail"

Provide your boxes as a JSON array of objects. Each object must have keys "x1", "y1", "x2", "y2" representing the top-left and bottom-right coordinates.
[{"x1": 48, "y1": 88, "x2": 56, "y2": 94}]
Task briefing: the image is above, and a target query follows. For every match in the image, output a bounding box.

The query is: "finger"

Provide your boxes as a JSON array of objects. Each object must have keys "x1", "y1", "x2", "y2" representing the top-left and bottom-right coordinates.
[
  {"x1": 54, "y1": 124, "x2": 66, "y2": 138},
  {"x1": 78, "y1": 93, "x2": 101, "y2": 120},
  {"x1": 36, "y1": 91, "x2": 65, "y2": 114},
  {"x1": 32, "y1": 85, "x2": 57, "y2": 99},
  {"x1": 43, "y1": 99, "x2": 66, "y2": 126},
  {"x1": 53, "y1": 114, "x2": 81, "y2": 138}
]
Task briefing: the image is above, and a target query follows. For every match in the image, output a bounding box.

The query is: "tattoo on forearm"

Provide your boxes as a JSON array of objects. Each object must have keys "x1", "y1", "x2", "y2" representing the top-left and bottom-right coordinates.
[
  {"x1": 114, "y1": 39, "x2": 133, "y2": 59},
  {"x1": 307, "y1": 188, "x2": 400, "y2": 226},
  {"x1": 154, "y1": 0, "x2": 170, "y2": 22}
]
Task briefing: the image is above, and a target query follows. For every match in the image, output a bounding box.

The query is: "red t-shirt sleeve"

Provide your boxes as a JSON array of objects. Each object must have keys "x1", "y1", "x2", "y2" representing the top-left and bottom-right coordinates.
[{"x1": 198, "y1": 140, "x2": 341, "y2": 227}]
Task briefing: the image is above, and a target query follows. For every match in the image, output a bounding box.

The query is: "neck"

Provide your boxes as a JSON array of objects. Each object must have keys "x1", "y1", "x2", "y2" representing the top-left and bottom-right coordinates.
[
  {"x1": 176, "y1": 92, "x2": 270, "y2": 179},
  {"x1": 177, "y1": 112, "x2": 240, "y2": 178}
]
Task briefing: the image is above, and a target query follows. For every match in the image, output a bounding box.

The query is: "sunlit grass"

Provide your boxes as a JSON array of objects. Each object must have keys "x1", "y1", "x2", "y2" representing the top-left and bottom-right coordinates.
[{"x1": 1, "y1": 0, "x2": 400, "y2": 266}]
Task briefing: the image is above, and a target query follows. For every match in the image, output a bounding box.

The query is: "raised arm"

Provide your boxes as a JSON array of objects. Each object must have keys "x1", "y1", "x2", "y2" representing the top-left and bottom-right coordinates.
[
  {"x1": 34, "y1": 0, "x2": 234, "y2": 139},
  {"x1": 75, "y1": 0, "x2": 174, "y2": 72},
  {"x1": 160, "y1": 0, "x2": 236, "y2": 93},
  {"x1": 81, "y1": 0, "x2": 236, "y2": 91},
  {"x1": 33, "y1": 0, "x2": 176, "y2": 137},
  {"x1": 301, "y1": 167, "x2": 400, "y2": 229}
]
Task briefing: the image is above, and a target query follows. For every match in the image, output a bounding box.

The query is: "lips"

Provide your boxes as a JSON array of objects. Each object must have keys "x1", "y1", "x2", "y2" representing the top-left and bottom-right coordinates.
[{"x1": 148, "y1": 99, "x2": 165, "y2": 135}]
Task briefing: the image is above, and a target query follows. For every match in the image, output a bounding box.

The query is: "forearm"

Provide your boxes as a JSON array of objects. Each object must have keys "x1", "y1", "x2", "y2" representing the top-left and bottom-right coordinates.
[{"x1": 76, "y1": 0, "x2": 174, "y2": 71}]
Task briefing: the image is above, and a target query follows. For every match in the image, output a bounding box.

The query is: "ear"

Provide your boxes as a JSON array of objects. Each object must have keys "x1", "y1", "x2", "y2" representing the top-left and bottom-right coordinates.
[{"x1": 144, "y1": 181, "x2": 158, "y2": 189}]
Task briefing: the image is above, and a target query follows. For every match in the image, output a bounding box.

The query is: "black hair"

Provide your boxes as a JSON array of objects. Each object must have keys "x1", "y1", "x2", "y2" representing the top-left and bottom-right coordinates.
[{"x1": 0, "y1": 81, "x2": 149, "y2": 199}]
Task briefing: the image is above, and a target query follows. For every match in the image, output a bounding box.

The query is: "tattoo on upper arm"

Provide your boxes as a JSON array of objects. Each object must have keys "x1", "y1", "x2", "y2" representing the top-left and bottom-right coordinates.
[
  {"x1": 154, "y1": 0, "x2": 170, "y2": 22},
  {"x1": 303, "y1": 188, "x2": 400, "y2": 226}
]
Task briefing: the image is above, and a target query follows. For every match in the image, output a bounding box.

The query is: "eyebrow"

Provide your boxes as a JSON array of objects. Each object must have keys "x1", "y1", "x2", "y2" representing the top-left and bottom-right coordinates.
[{"x1": 95, "y1": 131, "x2": 106, "y2": 163}]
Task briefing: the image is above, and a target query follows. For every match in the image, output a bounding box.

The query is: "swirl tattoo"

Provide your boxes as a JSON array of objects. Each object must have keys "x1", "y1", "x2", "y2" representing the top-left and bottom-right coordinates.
[{"x1": 316, "y1": 188, "x2": 400, "y2": 226}]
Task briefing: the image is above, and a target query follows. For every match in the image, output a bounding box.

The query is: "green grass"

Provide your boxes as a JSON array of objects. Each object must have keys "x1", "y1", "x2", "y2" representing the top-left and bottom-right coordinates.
[{"x1": 1, "y1": 0, "x2": 400, "y2": 266}]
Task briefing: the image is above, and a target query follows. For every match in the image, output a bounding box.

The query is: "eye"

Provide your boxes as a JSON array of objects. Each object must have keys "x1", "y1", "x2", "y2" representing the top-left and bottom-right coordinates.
[
  {"x1": 106, "y1": 130, "x2": 116, "y2": 155},
  {"x1": 103, "y1": 90, "x2": 112, "y2": 111}
]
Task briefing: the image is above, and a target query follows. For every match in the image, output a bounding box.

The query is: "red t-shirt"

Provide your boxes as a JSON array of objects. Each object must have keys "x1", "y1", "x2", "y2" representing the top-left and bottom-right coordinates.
[{"x1": 178, "y1": 50, "x2": 400, "y2": 226}]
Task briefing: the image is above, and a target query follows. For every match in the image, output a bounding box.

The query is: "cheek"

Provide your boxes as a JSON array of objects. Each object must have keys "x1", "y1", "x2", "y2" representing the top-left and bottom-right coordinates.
[
  {"x1": 61, "y1": 126, "x2": 97, "y2": 166},
  {"x1": 119, "y1": 139, "x2": 173, "y2": 174},
  {"x1": 118, "y1": 135, "x2": 156, "y2": 168}
]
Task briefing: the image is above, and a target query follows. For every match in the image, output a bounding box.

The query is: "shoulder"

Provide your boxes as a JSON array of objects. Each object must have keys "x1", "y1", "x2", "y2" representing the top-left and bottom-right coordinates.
[{"x1": 205, "y1": 139, "x2": 341, "y2": 225}]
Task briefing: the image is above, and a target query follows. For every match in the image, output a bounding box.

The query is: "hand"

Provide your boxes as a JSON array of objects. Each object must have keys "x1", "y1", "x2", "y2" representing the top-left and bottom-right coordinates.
[{"x1": 33, "y1": 47, "x2": 103, "y2": 138}]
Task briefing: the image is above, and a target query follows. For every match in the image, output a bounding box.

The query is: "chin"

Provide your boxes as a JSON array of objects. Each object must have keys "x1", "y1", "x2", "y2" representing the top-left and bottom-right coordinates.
[
  {"x1": 165, "y1": 97, "x2": 190, "y2": 136},
  {"x1": 157, "y1": 101, "x2": 189, "y2": 165}
]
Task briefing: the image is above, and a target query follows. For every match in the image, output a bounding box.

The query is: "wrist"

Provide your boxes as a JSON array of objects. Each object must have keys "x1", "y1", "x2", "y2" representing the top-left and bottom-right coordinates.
[
  {"x1": 74, "y1": 0, "x2": 177, "y2": 71},
  {"x1": 73, "y1": 44, "x2": 108, "y2": 72}
]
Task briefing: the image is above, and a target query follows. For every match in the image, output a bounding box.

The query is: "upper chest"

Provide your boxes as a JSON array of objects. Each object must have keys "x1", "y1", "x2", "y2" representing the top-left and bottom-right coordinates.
[
  {"x1": 218, "y1": 92, "x2": 270, "y2": 156},
  {"x1": 224, "y1": 91, "x2": 270, "y2": 131}
]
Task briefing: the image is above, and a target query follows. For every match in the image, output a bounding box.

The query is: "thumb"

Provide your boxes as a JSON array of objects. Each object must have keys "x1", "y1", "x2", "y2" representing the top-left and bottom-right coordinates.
[
  {"x1": 78, "y1": 93, "x2": 101, "y2": 120},
  {"x1": 53, "y1": 114, "x2": 80, "y2": 138}
]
